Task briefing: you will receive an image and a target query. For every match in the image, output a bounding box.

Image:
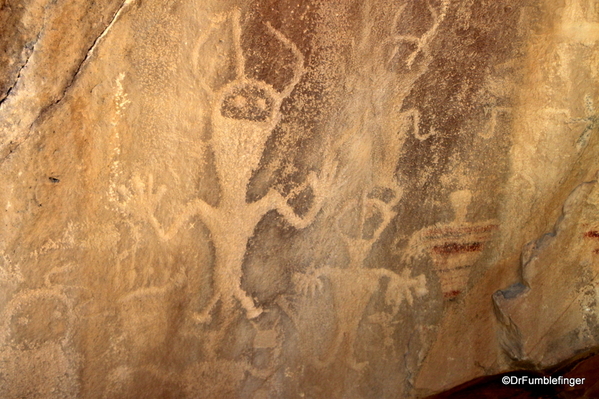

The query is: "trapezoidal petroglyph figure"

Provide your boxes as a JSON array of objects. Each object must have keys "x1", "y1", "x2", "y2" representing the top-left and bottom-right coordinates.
[
  {"x1": 117, "y1": 9, "x2": 334, "y2": 321},
  {"x1": 403, "y1": 190, "x2": 498, "y2": 300}
]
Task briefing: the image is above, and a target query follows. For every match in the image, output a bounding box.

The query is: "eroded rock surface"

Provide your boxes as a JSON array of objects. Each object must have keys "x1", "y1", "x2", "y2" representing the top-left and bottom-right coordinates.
[{"x1": 0, "y1": 0, "x2": 598, "y2": 398}]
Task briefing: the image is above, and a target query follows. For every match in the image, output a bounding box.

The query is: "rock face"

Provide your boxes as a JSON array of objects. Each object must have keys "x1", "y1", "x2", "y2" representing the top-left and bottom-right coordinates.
[{"x1": 0, "y1": 0, "x2": 598, "y2": 398}]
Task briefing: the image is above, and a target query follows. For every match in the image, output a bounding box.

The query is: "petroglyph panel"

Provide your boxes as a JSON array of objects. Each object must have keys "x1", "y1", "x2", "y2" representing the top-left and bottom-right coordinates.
[{"x1": 1, "y1": 0, "x2": 599, "y2": 398}]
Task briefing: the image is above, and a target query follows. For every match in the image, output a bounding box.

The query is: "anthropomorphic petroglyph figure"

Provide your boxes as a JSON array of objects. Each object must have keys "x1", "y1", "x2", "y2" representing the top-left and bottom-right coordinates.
[
  {"x1": 117, "y1": 10, "x2": 333, "y2": 322},
  {"x1": 0, "y1": 286, "x2": 79, "y2": 399},
  {"x1": 280, "y1": 26, "x2": 438, "y2": 362},
  {"x1": 404, "y1": 190, "x2": 498, "y2": 300},
  {"x1": 289, "y1": 174, "x2": 426, "y2": 369},
  {"x1": 297, "y1": 265, "x2": 426, "y2": 370}
]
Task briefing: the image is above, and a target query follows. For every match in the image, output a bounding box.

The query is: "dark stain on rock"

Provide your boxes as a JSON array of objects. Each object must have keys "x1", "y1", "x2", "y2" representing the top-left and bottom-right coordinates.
[
  {"x1": 399, "y1": 0, "x2": 526, "y2": 195},
  {"x1": 428, "y1": 347, "x2": 599, "y2": 399},
  {"x1": 0, "y1": 0, "x2": 31, "y2": 103},
  {"x1": 432, "y1": 242, "x2": 482, "y2": 255},
  {"x1": 444, "y1": 290, "x2": 462, "y2": 299}
]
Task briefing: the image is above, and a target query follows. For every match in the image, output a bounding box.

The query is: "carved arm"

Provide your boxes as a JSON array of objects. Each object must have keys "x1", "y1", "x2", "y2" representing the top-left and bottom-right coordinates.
[
  {"x1": 116, "y1": 174, "x2": 217, "y2": 241},
  {"x1": 150, "y1": 197, "x2": 218, "y2": 241},
  {"x1": 256, "y1": 189, "x2": 321, "y2": 229},
  {"x1": 254, "y1": 170, "x2": 328, "y2": 230}
]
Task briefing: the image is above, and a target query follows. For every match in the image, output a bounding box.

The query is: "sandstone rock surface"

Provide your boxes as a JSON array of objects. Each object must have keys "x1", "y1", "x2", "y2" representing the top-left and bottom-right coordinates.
[{"x1": 0, "y1": 0, "x2": 598, "y2": 398}]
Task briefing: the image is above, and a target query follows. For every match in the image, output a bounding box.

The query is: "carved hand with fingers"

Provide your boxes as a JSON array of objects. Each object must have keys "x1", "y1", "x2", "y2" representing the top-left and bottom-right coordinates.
[
  {"x1": 116, "y1": 174, "x2": 167, "y2": 228},
  {"x1": 117, "y1": 174, "x2": 216, "y2": 242},
  {"x1": 292, "y1": 264, "x2": 325, "y2": 297},
  {"x1": 385, "y1": 269, "x2": 428, "y2": 310}
]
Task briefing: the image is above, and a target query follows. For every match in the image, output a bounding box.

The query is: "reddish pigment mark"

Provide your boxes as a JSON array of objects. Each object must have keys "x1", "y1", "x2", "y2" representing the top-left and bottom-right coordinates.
[
  {"x1": 425, "y1": 224, "x2": 498, "y2": 240},
  {"x1": 585, "y1": 231, "x2": 599, "y2": 238},
  {"x1": 432, "y1": 242, "x2": 482, "y2": 255},
  {"x1": 444, "y1": 290, "x2": 461, "y2": 299},
  {"x1": 593, "y1": 249, "x2": 599, "y2": 255}
]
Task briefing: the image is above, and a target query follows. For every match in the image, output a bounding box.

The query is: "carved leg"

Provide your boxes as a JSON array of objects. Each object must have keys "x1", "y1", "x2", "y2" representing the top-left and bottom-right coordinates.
[
  {"x1": 346, "y1": 329, "x2": 368, "y2": 371},
  {"x1": 193, "y1": 293, "x2": 221, "y2": 324},
  {"x1": 235, "y1": 287, "x2": 263, "y2": 319},
  {"x1": 314, "y1": 329, "x2": 345, "y2": 368}
]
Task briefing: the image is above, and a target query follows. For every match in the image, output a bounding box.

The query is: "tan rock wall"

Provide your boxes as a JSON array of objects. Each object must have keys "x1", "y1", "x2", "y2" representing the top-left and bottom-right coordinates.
[{"x1": 0, "y1": 0, "x2": 598, "y2": 398}]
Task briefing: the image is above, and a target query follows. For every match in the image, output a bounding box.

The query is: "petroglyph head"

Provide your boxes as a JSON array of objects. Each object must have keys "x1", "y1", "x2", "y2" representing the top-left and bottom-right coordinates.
[
  {"x1": 220, "y1": 81, "x2": 275, "y2": 122},
  {"x1": 211, "y1": 79, "x2": 284, "y2": 182},
  {"x1": 449, "y1": 189, "x2": 473, "y2": 223},
  {"x1": 202, "y1": 10, "x2": 304, "y2": 190},
  {"x1": 3, "y1": 290, "x2": 73, "y2": 350}
]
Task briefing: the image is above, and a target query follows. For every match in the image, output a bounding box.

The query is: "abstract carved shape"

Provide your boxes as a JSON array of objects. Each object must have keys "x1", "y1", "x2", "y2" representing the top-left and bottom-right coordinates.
[{"x1": 385, "y1": 0, "x2": 451, "y2": 141}]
